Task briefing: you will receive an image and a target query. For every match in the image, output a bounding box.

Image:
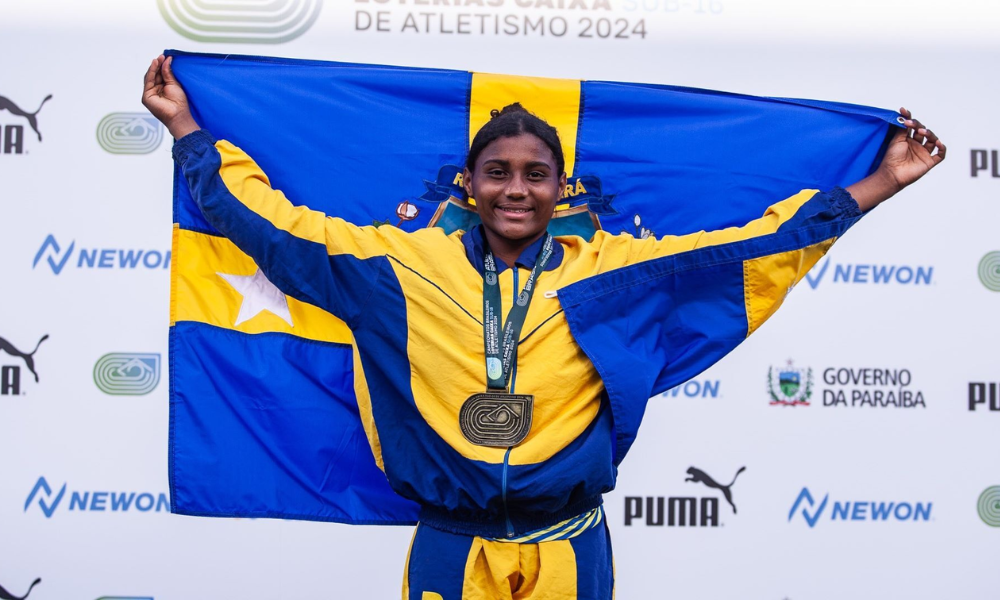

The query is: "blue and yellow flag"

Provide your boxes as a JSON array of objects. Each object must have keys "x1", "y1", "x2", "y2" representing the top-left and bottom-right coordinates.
[{"x1": 167, "y1": 50, "x2": 900, "y2": 524}]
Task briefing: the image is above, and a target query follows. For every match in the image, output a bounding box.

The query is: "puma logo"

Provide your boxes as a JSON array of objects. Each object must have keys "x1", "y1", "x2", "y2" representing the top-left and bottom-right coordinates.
[
  {"x1": 0, "y1": 577, "x2": 41, "y2": 600},
  {"x1": 0, "y1": 335, "x2": 49, "y2": 383},
  {"x1": 686, "y1": 466, "x2": 746, "y2": 514},
  {"x1": 0, "y1": 94, "x2": 52, "y2": 142}
]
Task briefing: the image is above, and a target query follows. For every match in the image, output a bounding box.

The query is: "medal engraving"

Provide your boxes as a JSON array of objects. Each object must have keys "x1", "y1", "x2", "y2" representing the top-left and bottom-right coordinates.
[{"x1": 459, "y1": 392, "x2": 534, "y2": 447}]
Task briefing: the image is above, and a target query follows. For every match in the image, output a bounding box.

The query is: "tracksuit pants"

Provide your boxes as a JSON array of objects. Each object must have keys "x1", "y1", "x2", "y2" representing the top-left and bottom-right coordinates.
[{"x1": 403, "y1": 520, "x2": 615, "y2": 599}]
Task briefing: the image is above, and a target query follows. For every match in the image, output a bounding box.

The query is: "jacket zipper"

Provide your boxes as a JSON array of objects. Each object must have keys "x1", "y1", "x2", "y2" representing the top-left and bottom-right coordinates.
[
  {"x1": 501, "y1": 447, "x2": 514, "y2": 538},
  {"x1": 501, "y1": 266, "x2": 519, "y2": 538}
]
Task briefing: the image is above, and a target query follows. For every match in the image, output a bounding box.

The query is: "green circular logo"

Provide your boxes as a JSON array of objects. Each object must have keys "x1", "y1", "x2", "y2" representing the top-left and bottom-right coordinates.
[
  {"x1": 979, "y1": 251, "x2": 1000, "y2": 292},
  {"x1": 158, "y1": 0, "x2": 323, "y2": 44},
  {"x1": 96, "y1": 113, "x2": 163, "y2": 155},
  {"x1": 978, "y1": 486, "x2": 1000, "y2": 526}
]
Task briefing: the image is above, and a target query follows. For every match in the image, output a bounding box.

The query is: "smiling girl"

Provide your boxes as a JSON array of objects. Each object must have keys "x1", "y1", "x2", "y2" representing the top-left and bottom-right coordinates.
[{"x1": 144, "y1": 54, "x2": 944, "y2": 599}]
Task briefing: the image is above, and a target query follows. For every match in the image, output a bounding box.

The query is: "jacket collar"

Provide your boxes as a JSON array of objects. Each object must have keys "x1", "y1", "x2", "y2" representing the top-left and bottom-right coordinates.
[{"x1": 462, "y1": 224, "x2": 564, "y2": 273}]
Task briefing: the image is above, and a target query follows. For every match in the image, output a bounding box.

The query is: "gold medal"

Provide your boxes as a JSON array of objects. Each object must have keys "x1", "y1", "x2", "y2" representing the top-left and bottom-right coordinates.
[{"x1": 459, "y1": 392, "x2": 534, "y2": 447}]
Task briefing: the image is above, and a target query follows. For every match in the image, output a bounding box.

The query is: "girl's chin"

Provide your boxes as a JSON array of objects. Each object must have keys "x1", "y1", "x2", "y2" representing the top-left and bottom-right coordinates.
[{"x1": 497, "y1": 226, "x2": 544, "y2": 243}]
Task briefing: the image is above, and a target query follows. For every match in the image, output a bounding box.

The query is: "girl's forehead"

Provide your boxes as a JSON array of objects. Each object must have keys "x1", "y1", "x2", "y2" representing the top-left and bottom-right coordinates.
[{"x1": 478, "y1": 134, "x2": 556, "y2": 165}]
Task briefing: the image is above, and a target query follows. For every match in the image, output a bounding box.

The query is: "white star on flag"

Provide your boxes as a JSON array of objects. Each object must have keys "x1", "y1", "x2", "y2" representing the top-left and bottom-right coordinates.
[{"x1": 217, "y1": 269, "x2": 294, "y2": 327}]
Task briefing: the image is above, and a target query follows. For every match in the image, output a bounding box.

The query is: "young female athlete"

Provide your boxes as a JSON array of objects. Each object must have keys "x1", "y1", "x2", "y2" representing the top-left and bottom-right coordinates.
[{"x1": 143, "y1": 54, "x2": 945, "y2": 599}]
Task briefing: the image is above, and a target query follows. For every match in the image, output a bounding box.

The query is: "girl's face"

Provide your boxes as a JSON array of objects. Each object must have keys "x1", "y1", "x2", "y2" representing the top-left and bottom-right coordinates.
[{"x1": 464, "y1": 133, "x2": 566, "y2": 249}]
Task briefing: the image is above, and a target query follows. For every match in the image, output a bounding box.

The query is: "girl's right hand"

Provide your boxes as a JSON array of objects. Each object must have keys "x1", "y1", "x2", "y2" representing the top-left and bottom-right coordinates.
[{"x1": 142, "y1": 54, "x2": 200, "y2": 139}]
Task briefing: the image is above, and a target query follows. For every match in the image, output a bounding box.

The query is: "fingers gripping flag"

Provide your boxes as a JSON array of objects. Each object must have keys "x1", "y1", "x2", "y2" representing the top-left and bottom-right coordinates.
[{"x1": 167, "y1": 50, "x2": 900, "y2": 523}]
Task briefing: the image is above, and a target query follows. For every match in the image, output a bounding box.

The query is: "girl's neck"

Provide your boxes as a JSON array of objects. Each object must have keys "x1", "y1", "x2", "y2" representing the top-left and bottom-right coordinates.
[{"x1": 482, "y1": 227, "x2": 544, "y2": 269}]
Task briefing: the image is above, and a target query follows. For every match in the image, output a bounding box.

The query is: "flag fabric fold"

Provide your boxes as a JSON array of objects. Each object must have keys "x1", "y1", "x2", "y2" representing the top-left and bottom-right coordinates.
[{"x1": 166, "y1": 49, "x2": 900, "y2": 524}]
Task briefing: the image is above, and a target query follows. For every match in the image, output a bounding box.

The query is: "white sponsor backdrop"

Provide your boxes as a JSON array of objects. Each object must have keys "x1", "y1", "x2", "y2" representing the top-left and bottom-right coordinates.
[{"x1": 1, "y1": 1, "x2": 997, "y2": 599}]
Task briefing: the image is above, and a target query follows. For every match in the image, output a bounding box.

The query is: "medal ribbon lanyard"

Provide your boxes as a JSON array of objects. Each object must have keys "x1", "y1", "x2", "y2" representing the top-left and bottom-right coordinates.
[{"x1": 482, "y1": 234, "x2": 554, "y2": 391}]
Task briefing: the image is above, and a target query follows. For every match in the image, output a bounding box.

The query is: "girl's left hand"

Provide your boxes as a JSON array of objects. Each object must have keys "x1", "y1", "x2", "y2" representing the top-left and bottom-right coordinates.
[{"x1": 878, "y1": 107, "x2": 947, "y2": 193}]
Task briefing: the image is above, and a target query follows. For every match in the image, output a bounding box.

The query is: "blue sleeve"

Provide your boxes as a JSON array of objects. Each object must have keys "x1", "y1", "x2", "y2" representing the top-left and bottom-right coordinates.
[{"x1": 558, "y1": 188, "x2": 862, "y2": 460}]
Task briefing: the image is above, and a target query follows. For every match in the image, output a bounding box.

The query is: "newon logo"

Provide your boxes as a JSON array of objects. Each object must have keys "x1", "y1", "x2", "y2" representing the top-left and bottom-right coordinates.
[
  {"x1": 805, "y1": 259, "x2": 933, "y2": 289},
  {"x1": 1, "y1": 333, "x2": 48, "y2": 396},
  {"x1": 33, "y1": 235, "x2": 171, "y2": 275},
  {"x1": 971, "y1": 149, "x2": 1000, "y2": 178},
  {"x1": 23, "y1": 478, "x2": 64, "y2": 518},
  {"x1": 788, "y1": 487, "x2": 932, "y2": 528},
  {"x1": 158, "y1": 0, "x2": 323, "y2": 43},
  {"x1": 0, "y1": 577, "x2": 41, "y2": 600},
  {"x1": 32, "y1": 235, "x2": 74, "y2": 275},
  {"x1": 96, "y1": 113, "x2": 163, "y2": 154},
  {"x1": 24, "y1": 477, "x2": 169, "y2": 518},
  {"x1": 979, "y1": 486, "x2": 1000, "y2": 527},
  {"x1": 624, "y1": 466, "x2": 746, "y2": 528},
  {"x1": 659, "y1": 378, "x2": 721, "y2": 399},
  {"x1": 94, "y1": 354, "x2": 161, "y2": 395},
  {"x1": 979, "y1": 251, "x2": 1000, "y2": 292},
  {"x1": 0, "y1": 93, "x2": 52, "y2": 155}
]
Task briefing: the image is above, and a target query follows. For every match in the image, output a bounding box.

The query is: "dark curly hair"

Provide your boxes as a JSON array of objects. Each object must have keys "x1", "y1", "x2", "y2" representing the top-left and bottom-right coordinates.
[{"x1": 465, "y1": 103, "x2": 565, "y2": 176}]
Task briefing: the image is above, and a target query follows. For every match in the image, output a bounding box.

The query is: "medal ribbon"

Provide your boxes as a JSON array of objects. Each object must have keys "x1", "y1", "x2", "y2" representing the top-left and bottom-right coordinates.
[{"x1": 482, "y1": 233, "x2": 554, "y2": 391}]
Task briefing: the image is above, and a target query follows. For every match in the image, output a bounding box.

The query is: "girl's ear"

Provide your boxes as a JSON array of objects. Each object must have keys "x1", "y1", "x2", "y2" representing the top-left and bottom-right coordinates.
[{"x1": 463, "y1": 167, "x2": 474, "y2": 199}]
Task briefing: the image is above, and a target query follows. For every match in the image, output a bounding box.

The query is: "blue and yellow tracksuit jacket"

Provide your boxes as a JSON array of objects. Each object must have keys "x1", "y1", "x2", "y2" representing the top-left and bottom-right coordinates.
[{"x1": 173, "y1": 129, "x2": 862, "y2": 540}]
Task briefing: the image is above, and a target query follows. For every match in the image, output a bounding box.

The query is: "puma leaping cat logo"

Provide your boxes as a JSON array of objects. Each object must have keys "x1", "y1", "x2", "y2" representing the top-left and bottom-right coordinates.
[
  {"x1": 686, "y1": 466, "x2": 746, "y2": 514},
  {"x1": 0, "y1": 335, "x2": 49, "y2": 382},
  {"x1": 0, "y1": 94, "x2": 52, "y2": 142},
  {"x1": 0, "y1": 577, "x2": 41, "y2": 600}
]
